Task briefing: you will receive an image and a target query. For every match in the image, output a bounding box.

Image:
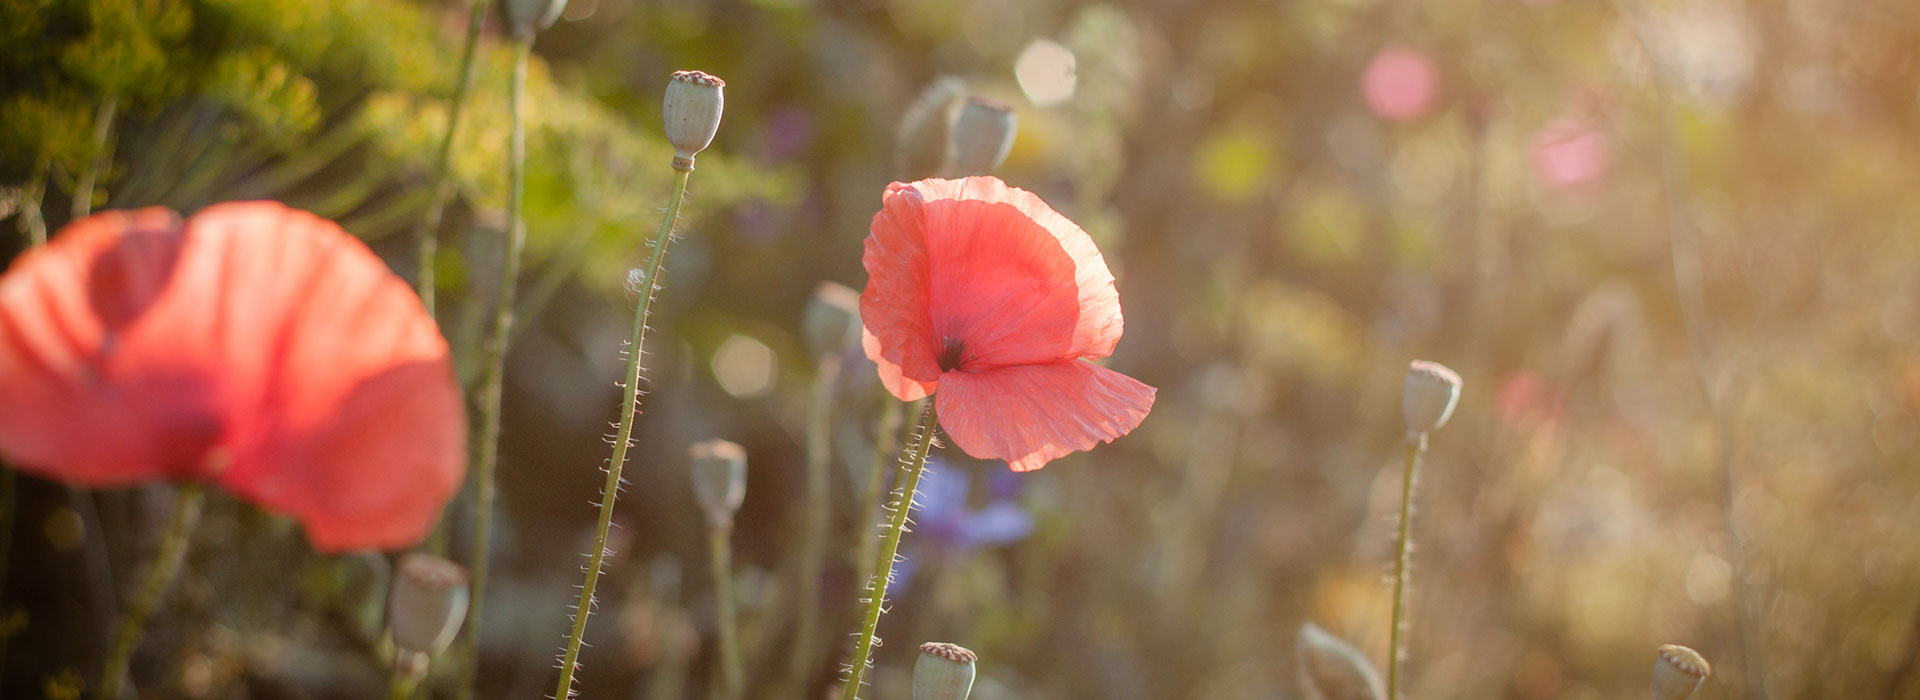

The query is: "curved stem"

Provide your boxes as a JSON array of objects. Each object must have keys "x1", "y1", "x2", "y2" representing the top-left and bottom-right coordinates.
[
  {"x1": 388, "y1": 666, "x2": 422, "y2": 700},
  {"x1": 95, "y1": 484, "x2": 205, "y2": 700},
  {"x1": 21, "y1": 156, "x2": 49, "y2": 246},
  {"x1": 72, "y1": 93, "x2": 119, "y2": 219},
  {"x1": 551, "y1": 163, "x2": 694, "y2": 700},
  {"x1": 459, "y1": 37, "x2": 533, "y2": 700},
  {"x1": 1385, "y1": 434, "x2": 1426, "y2": 700},
  {"x1": 412, "y1": 0, "x2": 489, "y2": 319},
  {"x1": 788, "y1": 356, "x2": 840, "y2": 685},
  {"x1": 840, "y1": 402, "x2": 938, "y2": 700},
  {"x1": 709, "y1": 523, "x2": 743, "y2": 700}
]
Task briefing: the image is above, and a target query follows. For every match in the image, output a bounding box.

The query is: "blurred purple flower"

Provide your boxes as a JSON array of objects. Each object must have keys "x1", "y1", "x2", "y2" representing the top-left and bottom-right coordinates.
[{"x1": 893, "y1": 460, "x2": 1034, "y2": 588}]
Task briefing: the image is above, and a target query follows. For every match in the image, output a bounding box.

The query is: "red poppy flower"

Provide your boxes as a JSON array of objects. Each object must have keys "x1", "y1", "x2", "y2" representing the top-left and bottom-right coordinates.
[
  {"x1": 0, "y1": 202, "x2": 465, "y2": 552},
  {"x1": 860, "y1": 177, "x2": 1154, "y2": 471}
]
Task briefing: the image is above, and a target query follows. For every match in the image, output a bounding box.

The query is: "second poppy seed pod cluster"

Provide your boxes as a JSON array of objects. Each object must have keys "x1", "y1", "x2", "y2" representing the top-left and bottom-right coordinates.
[
  {"x1": 388, "y1": 553, "x2": 471, "y2": 677},
  {"x1": 1651, "y1": 645, "x2": 1710, "y2": 700},
  {"x1": 663, "y1": 70, "x2": 725, "y2": 170},
  {"x1": 689, "y1": 439, "x2": 747, "y2": 528},
  {"x1": 913, "y1": 642, "x2": 978, "y2": 700},
  {"x1": 1402, "y1": 359, "x2": 1463, "y2": 437},
  {"x1": 499, "y1": 0, "x2": 567, "y2": 38}
]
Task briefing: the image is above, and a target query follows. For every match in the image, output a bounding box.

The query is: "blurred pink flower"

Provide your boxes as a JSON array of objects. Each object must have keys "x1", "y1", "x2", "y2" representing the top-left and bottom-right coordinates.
[
  {"x1": 1531, "y1": 118, "x2": 1611, "y2": 189},
  {"x1": 1361, "y1": 47, "x2": 1439, "y2": 122}
]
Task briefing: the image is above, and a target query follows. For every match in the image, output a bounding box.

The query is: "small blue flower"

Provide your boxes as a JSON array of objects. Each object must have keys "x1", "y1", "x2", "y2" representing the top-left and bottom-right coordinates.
[{"x1": 894, "y1": 460, "x2": 1034, "y2": 589}]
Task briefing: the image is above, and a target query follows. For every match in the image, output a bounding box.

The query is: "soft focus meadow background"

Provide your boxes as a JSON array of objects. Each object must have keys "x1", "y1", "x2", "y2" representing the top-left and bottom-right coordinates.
[{"x1": 5, "y1": 0, "x2": 1920, "y2": 699}]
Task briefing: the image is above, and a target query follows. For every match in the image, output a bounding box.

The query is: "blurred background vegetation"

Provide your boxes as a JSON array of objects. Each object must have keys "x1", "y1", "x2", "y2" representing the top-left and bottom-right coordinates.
[{"x1": 5, "y1": 0, "x2": 1920, "y2": 699}]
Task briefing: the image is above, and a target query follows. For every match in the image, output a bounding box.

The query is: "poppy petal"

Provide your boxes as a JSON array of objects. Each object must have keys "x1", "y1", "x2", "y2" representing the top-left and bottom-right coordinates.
[
  {"x1": 914, "y1": 178, "x2": 1123, "y2": 368},
  {"x1": 174, "y1": 203, "x2": 466, "y2": 553},
  {"x1": 0, "y1": 208, "x2": 224, "y2": 483},
  {"x1": 935, "y1": 360, "x2": 1154, "y2": 472},
  {"x1": 0, "y1": 202, "x2": 465, "y2": 552},
  {"x1": 860, "y1": 183, "x2": 942, "y2": 401}
]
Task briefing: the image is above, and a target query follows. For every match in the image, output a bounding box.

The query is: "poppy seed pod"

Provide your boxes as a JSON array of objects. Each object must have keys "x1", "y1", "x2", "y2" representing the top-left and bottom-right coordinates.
[
  {"x1": 1651, "y1": 644, "x2": 1710, "y2": 700},
  {"x1": 1297, "y1": 623, "x2": 1383, "y2": 700},
  {"x1": 1402, "y1": 360, "x2": 1463, "y2": 436},
  {"x1": 804, "y1": 282, "x2": 862, "y2": 360},
  {"x1": 913, "y1": 642, "x2": 978, "y2": 700},
  {"x1": 688, "y1": 439, "x2": 747, "y2": 527},
  {"x1": 663, "y1": 70, "x2": 725, "y2": 169},
  {"x1": 946, "y1": 97, "x2": 1017, "y2": 176},
  {"x1": 499, "y1": 0, "x2": 567, "y2": 38},
  {"x1": 388, "y1": 553, "x2": 470, "y2": 675}
]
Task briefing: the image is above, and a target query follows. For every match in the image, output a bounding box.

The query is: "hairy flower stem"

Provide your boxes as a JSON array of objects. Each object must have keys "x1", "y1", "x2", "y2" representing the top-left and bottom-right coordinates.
[
  {"x1": 72, "y1": 93, "x2": 119, "y2": 219},
  {"x1": 95, "y1": 485, "x2": 205, "y2": 700},
  {"x1": 853, "y1": 401, "x2": 907, "y2": 591},
  {"x1": 789, "y1": 356, "x2": 841, "y2": 685},
  {"x1": 841, "y1": 402, "x2": 938, "y2": 700},
  {"x1": 411, "y1": 0, "x2": 489, "y2": 321},
  {"x1": 460, "y1": 38, "x2": 533, "y2": 700},
  {"x1": 551, "y1": 162, "x2": 695, "y2": 700},
  {"x1": 1386, "y1": 433, "x2": 1426, "y2": 700},
  {"x1": 709, "y1": 523, "x2": 744, "y2": 699}
]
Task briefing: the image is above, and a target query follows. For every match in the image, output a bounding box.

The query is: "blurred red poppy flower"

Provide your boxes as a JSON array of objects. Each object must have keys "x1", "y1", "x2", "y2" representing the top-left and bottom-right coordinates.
[
  {"x1": 0, "y1": 202, "x2": 465, "y2": 552},
  {"x1": 860, "y1": 177, "x2": 1154, "y2": 471}
]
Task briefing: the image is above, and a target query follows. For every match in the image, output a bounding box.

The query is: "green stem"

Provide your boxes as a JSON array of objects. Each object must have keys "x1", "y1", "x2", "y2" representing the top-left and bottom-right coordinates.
[
  {"x1": 1386, "y1": 434, "x2": 1426, "y2": 700},
  {"x1": 21, "y1": 157, "x2": 48, "y2": 246},
  {"x1": 853, "y1": 400, "x2": 907, "y2": 590},
  {"x1": 459, "y1": 38, "x2": 533, "y2": 700},
  {"x1": 413, "y1": 0, "x2": 489, "y2": 319},
  {"x1": 72, "y1": 93, "x2": 119, "y2": 219},
  {"x1": 551, "y1": 161, "x2": 695, "y2": 700},
  {"x1": 95, "y1": 485, "x2": 205, "y2": 700},
  {"x1": 709, "y1": 523, "x2": 743, "y2": 700},
  {"x1": 388, "y1": 667, "x2": 421, "y2": 700},
  {"x1": 789, "y1": 357, "x2": 840, "y2": 685},
  {"x1": 840, "y1": 402, "x2": 938, "y2": 700}
]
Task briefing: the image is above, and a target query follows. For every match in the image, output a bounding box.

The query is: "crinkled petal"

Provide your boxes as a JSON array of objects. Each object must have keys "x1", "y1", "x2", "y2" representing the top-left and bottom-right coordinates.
[
  {"x1": 177, "y1": 202, "x2": 466, "y2": 553},
  {"x1": 860, "y1": 183, "x2": 941, "y2": 401},
  {"x1": 935, "y1": 360, "x2": 1154, "y2": 472}
]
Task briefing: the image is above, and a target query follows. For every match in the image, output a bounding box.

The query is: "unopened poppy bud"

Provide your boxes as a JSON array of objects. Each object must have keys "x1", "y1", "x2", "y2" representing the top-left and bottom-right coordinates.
[
  {"x1": 1401, "y1": 359, "x2": 1462, "y2": 436},
  {"x1": 688, "y1": 439, "x2": 746, "y2": 528},
  {"x1": 913, "y1": 642, "x2": 977, "y2": 700},
  {"x1": 498, "y1": 0, "x2": 567, "y2": 38},
  {"x1": 804, "y1": 282, "x2": 862, "y2": 359},
  {"x1": 1651, "y1": 644, "x2": 1710, "y2": 700},
  {"x1": 387, "y1": 553, "x2": 470, "y2": 677},
  {"x1": 946, "y1": 98, "x2": 1017, "y2": 176},
  {"x1": 1297, "y1": 623, "x2": 1383, "y2": 700},
  {"x1": 663, "y1": 70, "x2": 725, "y2": 170}
]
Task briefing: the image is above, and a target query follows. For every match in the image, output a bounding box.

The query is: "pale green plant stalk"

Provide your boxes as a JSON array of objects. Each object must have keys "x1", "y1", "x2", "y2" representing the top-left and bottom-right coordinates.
[
  {"x1": 412, "y1": 0, "x2": 489, "y2": 320},
  {"x1": 387, "y1": 671, "x2": 420, "y2": 700},
  {"x1": 95, "y1": 485, "x2": 205, "y2": 700},
  {"x1": 72, "y1": 93, "x2": 119, "y2": 218},
  {"x1": 1385, "y1": 435, "x2": 1425, "y2": 700},
  {"x1": 788, "y1": 354, "x2": 840, "y2": 686},
  {"x1": 708, "y1": 522, "x2": 743, "y2": 699},
  {"x1": 20, "y1": 157, "x2": 49, "y2": 246},
  {"x1": 841, "y1": 402, "x2": 938, "y2": 700},
  {"x1": 460, "y1": 37, "x2": 534, "y2": 700},
  {"x1": 551, "y1": 163, "x2": 695, "y2": 700},
  {"x1": 853, "y1": 401, "x2": 908, "y2": 592}
]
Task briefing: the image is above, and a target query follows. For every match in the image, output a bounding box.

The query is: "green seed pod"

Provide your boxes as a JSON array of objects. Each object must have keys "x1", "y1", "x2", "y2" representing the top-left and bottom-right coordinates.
[
  {"x1": 387, "y1": 553, "x2": 470, "y2": 676},
  {"x1": 1651, "y1": 645, "x2": 1710, "y2": 700},
  {"x1": 804, "y1": 281, "x2": 862, "y2": 360},
  {"x1": 913, "y1": 642, "x2": 978, "y2": 700},
  {"x1": 1297, "y1": 623, "x2": 1383, "y2": 700},
  {"x1": 946, "y1": 97, "x2": 1017, "y2": 177},
  {"x1": 1401, "y1": 359, "x2": 1463, "y2": 435},
  {"x1": 498, "y1": 0, "x2": 567, "y2": 38},
  {"x1": 688, "y1": 439, "x2": 747, "y2": 528},
  {"x1": 663, "y1": 71, "x2": 726, "y2": 169}
]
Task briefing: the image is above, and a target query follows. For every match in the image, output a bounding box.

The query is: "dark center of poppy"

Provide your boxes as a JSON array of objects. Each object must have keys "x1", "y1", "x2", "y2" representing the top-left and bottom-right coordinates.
[{"x1": 937, "y1": 337, "x2": 966, "y2": 372}]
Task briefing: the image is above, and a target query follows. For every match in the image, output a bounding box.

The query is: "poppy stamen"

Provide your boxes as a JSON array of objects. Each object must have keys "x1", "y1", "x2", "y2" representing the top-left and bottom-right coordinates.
[{"x1": 937, "y1": 337, "x2": 966, "y2": 372}]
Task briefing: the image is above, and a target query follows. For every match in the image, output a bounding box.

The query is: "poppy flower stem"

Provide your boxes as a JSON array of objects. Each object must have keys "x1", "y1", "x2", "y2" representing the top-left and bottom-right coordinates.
[
  {"x1": 853, "y1": 400, "x2": 908, "y2": 589},
  {"x1": 72, "y1": 93, "x2": 119, "y2": 220},
  {"x1": 1385, "y1": 433, "x2": 1427, "y2": 700},
  {"x1": 551, "y1": 160, "x2": 696, "y2": 700},
  {"x1": 708, "y1": 521, "x2": 744, "y2": 699},
  {"x1": 387, "y1": 670, "x2": 421, "y2": 700},
  {"x1": 411, "y1": 0, "x2": 489, "y2": 321},
  {"x1": 841, "y1": 401, "x2": 938, "y2": 700},
  {"x1": 95, "y1": 484, "x2": 205, "y2": 700},
  {"x1": 788, "y1": 355, "x2": 841, "y2": 686},
  {"x1": 462, "y1": 36, "x2": 535, "y2": 700}
]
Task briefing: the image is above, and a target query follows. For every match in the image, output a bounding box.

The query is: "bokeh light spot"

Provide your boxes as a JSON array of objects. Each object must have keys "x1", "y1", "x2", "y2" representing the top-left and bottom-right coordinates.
[
  {"x1": 712, "y1": 334, "x2": 777, "y2": 399},
  {"x1": 1016, "y1": 39, "x2": 1077, "y2": 107}
]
